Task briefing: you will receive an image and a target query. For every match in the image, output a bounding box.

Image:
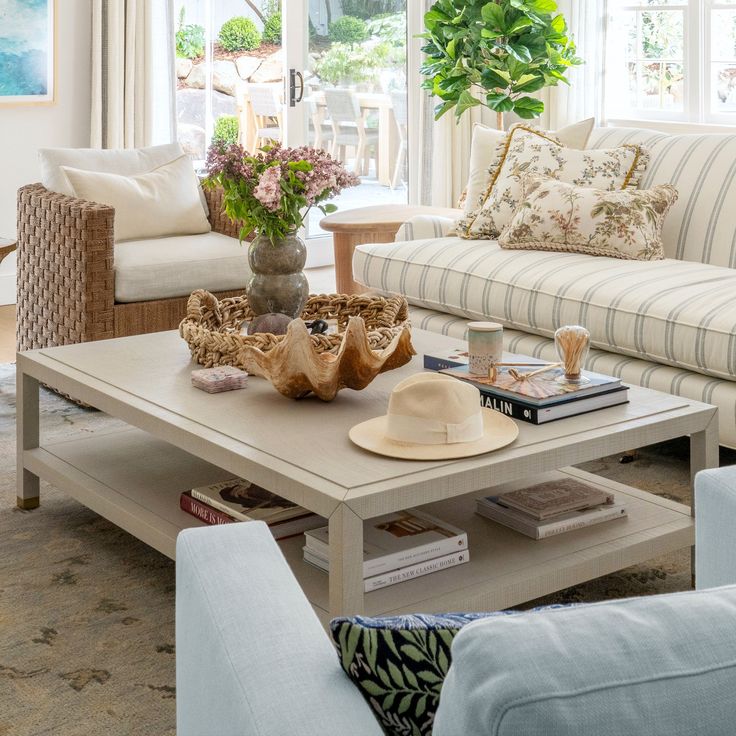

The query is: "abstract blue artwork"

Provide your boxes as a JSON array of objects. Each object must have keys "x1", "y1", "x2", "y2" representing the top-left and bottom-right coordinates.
[{"x1": 0, "y1": 0, "x2": 54, "y2": 104}]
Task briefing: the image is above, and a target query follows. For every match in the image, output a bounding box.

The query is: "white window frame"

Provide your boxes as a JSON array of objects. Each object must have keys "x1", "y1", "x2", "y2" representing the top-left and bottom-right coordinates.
[{"x1": 605, "y1": 0, "x2": 736, "y2": 127}]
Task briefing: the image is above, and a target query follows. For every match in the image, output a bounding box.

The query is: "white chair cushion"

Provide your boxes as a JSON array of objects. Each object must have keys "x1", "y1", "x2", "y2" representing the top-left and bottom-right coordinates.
[
  {"x1": 114, "y1": 232, "x2": 250, "y2": 303},
  {"x1": 38, "y1": 142, "x2": 209, "y2": 214},
  {"x1": 63, "y1": 155, "x2": 211, "y2": 242},
  {"x1": 354, "y1": 237, "x2": 736, "y2": 381}
]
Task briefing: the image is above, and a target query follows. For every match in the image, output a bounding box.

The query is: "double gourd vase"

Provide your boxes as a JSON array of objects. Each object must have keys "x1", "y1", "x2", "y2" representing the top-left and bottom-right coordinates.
[{"x1": 247, "y1": 230, "x2": 310, "y2": 319}]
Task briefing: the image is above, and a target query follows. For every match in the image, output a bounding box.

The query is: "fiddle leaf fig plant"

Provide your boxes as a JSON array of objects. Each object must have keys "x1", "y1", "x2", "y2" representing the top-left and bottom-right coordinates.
[{"x1": 420, "y1": 0, "x2": 582, "y2": 126}]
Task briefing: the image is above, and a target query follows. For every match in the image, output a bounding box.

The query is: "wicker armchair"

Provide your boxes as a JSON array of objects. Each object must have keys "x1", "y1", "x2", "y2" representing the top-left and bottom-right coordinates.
[{"x1": 16, "y1": 184, "x2": 245, "y2": 352}]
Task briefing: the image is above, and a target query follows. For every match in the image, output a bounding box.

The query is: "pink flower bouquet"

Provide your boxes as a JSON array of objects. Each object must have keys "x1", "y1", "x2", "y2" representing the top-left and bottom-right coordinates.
[{"x1": 204, "y1": 142, "x2": 360, "y2": 243}]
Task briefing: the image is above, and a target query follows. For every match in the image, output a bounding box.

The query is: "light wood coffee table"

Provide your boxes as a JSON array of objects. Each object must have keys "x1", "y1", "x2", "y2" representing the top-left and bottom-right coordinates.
[
  {"x1": 17, "y1": 329, "x2": 718, "y2": 623},
  {"x1": 320, "y1": 205, "x2": 461, "y2": 295}
]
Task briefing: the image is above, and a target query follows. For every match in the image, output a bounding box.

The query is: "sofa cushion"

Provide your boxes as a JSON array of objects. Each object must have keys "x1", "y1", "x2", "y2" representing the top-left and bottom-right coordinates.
[
  {"x1": 588, "y1": 127, "x2": 736, "y2": 268},
  {"x1": 457, "y1": 125, "x2": 649, "y2": 240},
  {"x1": 433, "y1": 585, "x2": 736, "y2": 736},
  {"x1": 114, "y1": 232, "x2": 250, "y2": 303},
  {"x1": 499, "y1": 177, "x2": 679, "y2": 260},
  {"x1": 63, "y1": 155, "x2": 211, "y2": 242},
  {"x1": 38, "y1": 142, "x2": 209, "y2": 214},
  {"x1": 354, "y1": 237, "x2": 736, "y2": 382},
  {"x1": 462, "y1": 118, "x2": 595, "y2": 213}
]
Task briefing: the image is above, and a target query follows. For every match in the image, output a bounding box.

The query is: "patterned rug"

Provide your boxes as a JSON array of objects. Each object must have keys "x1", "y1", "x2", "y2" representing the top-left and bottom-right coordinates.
[{"x1": 0, "y1": 363, "x2": 730, "y2": 735}]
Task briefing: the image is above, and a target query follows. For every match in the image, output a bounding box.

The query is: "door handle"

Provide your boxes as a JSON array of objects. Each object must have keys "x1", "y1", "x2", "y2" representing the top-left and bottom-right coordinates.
[{"x1": 289, "y1": 69, "x2": 304, "y2": 107}]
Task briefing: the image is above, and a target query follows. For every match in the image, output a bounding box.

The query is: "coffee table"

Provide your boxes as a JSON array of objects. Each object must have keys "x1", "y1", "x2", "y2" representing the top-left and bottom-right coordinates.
[{"x1": 17, "y1": 329, "x2": 718, "y2": 623}]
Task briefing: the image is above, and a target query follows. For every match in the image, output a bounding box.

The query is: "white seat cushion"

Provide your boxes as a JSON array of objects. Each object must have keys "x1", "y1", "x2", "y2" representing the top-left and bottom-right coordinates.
[
  {"x1": 354, "y1": 237, "x2": 736, "y2": 381},
  {"x1": 114, "y1": 232, "x2": 250, "y2": 303}
]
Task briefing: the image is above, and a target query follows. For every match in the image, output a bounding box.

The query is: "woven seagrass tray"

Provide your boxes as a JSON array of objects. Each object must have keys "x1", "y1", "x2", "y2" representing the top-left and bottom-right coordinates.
[{"x1": 179, "y1": 289, "x2": 410, "y2": 369}]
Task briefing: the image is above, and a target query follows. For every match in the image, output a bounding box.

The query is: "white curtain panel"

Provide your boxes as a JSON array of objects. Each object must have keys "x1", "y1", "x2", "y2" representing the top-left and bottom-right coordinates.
[
  {"x1": 91, "y1": 0, "x2": 177, "y2": 149},
  {"x1": 545, "y1": 0, "x2": 607, "y2": 129}
]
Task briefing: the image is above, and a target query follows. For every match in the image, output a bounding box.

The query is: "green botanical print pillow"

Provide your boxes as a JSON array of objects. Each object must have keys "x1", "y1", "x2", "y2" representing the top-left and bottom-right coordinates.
[
  {"x1": 499, "y1": 175, "x2": 679, "y2": 261},
  {"x1": 330, "y1": 612, "x2": 510, "y2": 736}
]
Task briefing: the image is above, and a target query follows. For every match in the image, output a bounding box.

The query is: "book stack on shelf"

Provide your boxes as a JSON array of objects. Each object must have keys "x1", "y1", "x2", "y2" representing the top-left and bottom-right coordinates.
[
  {"x1": 180, "y1": 479, "x2": 324, "y2": 539},
  {"x1": 424, "y1": 348, "x2": 629, "y2": 424},
  {"x1": 476, "y1": 477, "x2": 627, "y2": 540},
  {"x1": 303, "y1": 509, "x2": 469, "y2": 592}
]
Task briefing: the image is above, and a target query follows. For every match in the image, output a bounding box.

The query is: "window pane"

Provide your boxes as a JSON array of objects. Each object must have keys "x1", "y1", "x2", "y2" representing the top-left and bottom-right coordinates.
[
  {"x1": 712, "y1": 9, "x2": 736, "y2": 61},
  {"x1": 637, "y1": 62, "x2": 684, "y2": 110},
  {"x1": 641, "y1": 11, "x2": 683, "y2": 59},
  {"x1": 712, "y1": 63, "x2": 736, "y2": 111}
]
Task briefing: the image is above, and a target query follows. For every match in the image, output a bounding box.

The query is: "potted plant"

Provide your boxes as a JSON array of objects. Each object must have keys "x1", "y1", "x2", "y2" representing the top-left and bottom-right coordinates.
[
  {"x1": 204, "y1": 143, "x2": 359, "y2": 318},
  {"x1": 420, "y1": 0, "x2": 582, "y2": 128}
]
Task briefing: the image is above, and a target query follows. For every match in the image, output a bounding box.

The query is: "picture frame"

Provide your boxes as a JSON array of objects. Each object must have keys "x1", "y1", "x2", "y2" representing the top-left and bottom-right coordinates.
[{"x1": 0, "y1": 0, "x2": 56, "y2": 106}]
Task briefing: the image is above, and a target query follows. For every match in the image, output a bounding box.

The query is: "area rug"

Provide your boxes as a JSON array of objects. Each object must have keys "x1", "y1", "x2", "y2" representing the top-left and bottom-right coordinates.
[{"x1": 0, "y1": 363, "x2": 730, "y2": 735}]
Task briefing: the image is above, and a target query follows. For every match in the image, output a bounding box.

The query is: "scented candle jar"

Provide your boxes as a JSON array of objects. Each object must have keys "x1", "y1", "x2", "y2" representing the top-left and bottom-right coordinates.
[{"x1": 467, "y1": 322, "x2": 503, "y2": 375}]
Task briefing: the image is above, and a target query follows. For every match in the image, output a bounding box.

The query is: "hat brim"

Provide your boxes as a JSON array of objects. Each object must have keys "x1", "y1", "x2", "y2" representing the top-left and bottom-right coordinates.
[{"x1": 348, "y1": 408, "x2": 519, "y2": 460}]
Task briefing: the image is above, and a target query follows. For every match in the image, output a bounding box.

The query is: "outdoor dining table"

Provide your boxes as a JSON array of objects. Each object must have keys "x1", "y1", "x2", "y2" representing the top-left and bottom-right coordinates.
[{"x1": 238, "y1": 83, "x2": 398, "y2": 187}]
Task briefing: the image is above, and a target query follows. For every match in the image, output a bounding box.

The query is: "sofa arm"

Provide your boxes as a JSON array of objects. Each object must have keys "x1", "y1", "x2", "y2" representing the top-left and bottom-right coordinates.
[
  {"x1": 696, "y1": 466, "x2": 736, "y2": 589},
  {"x1": 176, "y1": 522, "x2": 382, "y2": 736},
  {"x1": 395, "y1": 213, "x2": 460, "y2": 242},
  {"x1": 16, "y1": 184, "x2": 115, "y2": 351},
  {"x1": 202, "y1": 185, "x2": 243, "y2": 240}
]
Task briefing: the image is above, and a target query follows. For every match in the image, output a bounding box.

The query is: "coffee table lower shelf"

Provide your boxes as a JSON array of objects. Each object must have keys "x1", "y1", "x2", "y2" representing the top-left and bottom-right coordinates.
[{"x1": 24, "y1": 427, "x2": 694, "y2": 625}]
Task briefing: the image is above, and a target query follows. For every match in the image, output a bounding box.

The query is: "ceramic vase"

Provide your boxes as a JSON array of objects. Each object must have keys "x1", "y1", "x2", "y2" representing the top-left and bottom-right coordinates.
[{"x1": 247, "y1": 230, "x2": 309, "y2": 319}]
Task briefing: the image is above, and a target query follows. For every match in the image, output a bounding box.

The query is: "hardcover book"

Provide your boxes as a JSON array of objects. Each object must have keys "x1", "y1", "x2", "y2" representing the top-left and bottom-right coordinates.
[
  {"x1": 494, "y1": 478, "x2": 614, "y2": 520},
  {"x1": 303, "y1": 547, "x2": 470, "y2": 592},
  {"x1": 439, "y1": 364, "x2": 622, "y2": 406},
  {"x1": 304, "y1": 508, "x2": 467, "y2": 577},
  {"x1": 191, "y1": 479, "x2": 313, "y2": 525},
  {"x1": 476, "y1": 497, "x2": 627, "y2": 539}
]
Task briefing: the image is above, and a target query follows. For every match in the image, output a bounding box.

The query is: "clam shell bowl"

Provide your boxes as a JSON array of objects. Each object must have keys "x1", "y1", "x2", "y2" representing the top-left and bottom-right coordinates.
[{"x1": 179, "y1": 290, "x2": 415, "y2": 401}]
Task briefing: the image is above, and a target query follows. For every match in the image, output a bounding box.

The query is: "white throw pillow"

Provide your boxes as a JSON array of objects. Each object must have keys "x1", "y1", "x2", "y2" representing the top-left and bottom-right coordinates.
[
  {"x1": 38, "y1": 142, "x2": 209, "y2": 215},
  {"x1": 457, "y1": 124, "x2": 649, "y2": 240},
  {"x1": 461, "y1": 118, "x2": 595, "y2": 214},
  {"x1": 62, "y1": 155, "x2": 211, "y2": 242}
]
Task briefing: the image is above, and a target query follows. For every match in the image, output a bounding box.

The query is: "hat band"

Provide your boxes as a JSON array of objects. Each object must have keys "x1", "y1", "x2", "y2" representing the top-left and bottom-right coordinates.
[{"x1": 385, "y1": 411, "x2": 484, "y2": 446}]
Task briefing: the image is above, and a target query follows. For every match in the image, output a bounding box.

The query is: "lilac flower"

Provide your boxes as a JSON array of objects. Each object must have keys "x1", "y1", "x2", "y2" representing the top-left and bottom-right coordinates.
[{"x1": 253, "y1": 165, "x2": 283, "y2": 212}]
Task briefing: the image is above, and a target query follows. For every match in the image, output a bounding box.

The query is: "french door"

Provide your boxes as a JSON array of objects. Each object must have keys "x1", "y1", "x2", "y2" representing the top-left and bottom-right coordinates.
[{"x1": 282, "y1": 0, "x2": 415, "y2": 242}]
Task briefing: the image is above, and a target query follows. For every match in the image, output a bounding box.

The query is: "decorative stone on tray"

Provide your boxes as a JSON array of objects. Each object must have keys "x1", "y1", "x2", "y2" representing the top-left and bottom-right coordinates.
[
  {"x1": 191, "y1": 366, "x2": 249, "y2": 393},
  {"x1": 241, "y1": 316, "x2": 415, "y2": 401},
  {"x1": 244, "y1": 313, "x2": 292, "y2": 336}
]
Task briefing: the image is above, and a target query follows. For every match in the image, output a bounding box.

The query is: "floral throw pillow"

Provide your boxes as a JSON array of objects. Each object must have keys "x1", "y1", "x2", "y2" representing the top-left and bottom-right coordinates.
[
  {"x1": 454, "y1": 124, "x2": 650, "y2": 241},
  {"x1": 330, "y1": 612, "x2": 510, "y2": 736},
  {"x1": 498, "y1": 176, "x2": 679, "y2": 261}
]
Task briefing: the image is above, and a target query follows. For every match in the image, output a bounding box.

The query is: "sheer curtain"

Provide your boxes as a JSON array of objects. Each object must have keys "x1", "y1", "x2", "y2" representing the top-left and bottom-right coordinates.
[
  {"x1": 411, "y1": 1, "x2": 607, "y2": 208},
  {"x1": 91, "y1": 0, "x2": 177, "y2": 149},
  {"x1": 544, "y1": 0, "x2": 608, "y2": 129}
]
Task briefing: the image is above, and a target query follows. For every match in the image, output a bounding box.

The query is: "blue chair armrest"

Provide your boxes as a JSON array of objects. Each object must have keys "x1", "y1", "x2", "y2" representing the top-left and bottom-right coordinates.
[
  {"x1": 696, "y1": 466, "x2": 736, "y2": 589},
  {"x1": 176, "y1": 522, "x2": 382, "y2": 736}
]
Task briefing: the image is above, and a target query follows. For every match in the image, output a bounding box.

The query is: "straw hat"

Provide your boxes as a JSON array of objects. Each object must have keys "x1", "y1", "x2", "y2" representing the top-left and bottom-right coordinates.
[{"x1": 349, "y1": 373, "x2": 518, "y2": 460}]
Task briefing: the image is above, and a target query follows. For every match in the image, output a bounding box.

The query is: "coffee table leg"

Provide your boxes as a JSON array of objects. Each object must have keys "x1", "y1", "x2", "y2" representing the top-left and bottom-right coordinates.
[
  {"x1": 16, "y1": 368, "x2": 40, "y2": 510},
  {"x1": 689, "y1": 413, "x2": 719, "y2": 586},
  {"x1": 328, "y1": 504, "x2": 364, "y2": 617}
]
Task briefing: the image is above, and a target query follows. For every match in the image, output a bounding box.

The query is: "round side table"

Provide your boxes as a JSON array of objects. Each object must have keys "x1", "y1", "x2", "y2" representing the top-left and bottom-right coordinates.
[
  {"x1": 0, "y1": 236, "x2": 16, "y2": 264},
  {"x1": 320, "y1": 204, "x2": 460, "y2": 295}
]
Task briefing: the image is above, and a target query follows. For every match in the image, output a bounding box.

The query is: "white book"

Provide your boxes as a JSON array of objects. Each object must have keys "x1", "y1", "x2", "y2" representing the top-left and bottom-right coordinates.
[
  {"x1": 304, "y1": 508, "x2": 468, "y2": 577},
  {"x1": 303, "y1": 547, "x2": 470, "y2": 593},
  {"x1": 476, "y1": 497, "x2": 627, "y2": 539}
]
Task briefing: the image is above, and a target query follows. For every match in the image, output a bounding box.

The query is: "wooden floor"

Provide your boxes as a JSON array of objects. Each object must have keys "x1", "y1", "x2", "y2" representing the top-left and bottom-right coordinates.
[
  {"x1": 0, "y1": 305, "x2": 14, "y2": 363},
  {"x1": 0, "y1": 267, "x2": 337, "y2": 365}
]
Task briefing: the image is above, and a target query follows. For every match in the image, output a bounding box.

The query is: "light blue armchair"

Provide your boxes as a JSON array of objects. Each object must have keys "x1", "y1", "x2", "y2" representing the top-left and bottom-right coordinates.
[{"x1": 176, "y1": 466, "x2": 736, "y2": 736}]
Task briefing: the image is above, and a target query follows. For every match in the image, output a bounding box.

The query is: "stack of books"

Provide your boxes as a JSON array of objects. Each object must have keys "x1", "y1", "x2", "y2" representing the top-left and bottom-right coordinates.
[
  {"x1": 424, "y1": 348, "x2": 629, "y2": 424},
  {"x1": 180, "y1": 478, "x2": 324, "y2": 540},
  {"x1": 303, "y1": 509, "x2": 469, "y2": 592},
  {"x1": 476, "y1": 477, "x2": 627, "y2": 539}
]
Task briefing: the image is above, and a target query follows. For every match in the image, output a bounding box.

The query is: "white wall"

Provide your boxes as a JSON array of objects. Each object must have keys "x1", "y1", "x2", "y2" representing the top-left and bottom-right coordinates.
[
  {"x1": 0, "y1": 0, "x2": 92, "y2": 238},
  {"x1": 0, "y1": 0, "x2": 91, "y2": 305}
]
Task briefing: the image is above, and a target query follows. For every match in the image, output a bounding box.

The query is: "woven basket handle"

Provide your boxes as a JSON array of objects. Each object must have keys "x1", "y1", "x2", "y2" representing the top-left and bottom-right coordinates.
[{"x1": 186, "y1": 290, "x2": 223, "y2": 327}]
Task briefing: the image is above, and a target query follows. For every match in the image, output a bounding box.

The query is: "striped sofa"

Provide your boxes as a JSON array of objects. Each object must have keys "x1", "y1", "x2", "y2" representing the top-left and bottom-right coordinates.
[{"x1": 353, "y1": 127, "x2": 736, "y2": 448}]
